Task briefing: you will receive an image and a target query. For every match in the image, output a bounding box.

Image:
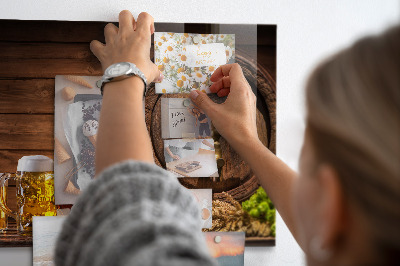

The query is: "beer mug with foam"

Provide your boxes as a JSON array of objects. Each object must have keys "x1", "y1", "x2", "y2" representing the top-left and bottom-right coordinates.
[{"x1": 0, "y1": 156, "x2": 57, "y2": 233}]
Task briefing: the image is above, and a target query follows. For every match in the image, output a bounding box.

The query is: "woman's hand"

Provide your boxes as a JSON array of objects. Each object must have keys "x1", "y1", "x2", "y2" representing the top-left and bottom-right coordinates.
[
  {"x1": 189, "y1": 63, "x2": 258, "y2": 150},
  {"x1": 90, "y1": 10, "x2": 163, "y2": 83}
]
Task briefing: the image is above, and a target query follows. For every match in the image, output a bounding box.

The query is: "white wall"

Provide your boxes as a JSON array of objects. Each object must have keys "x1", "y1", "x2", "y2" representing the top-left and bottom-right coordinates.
[{"x1": 0, "y1": 1, "x2": 398, "y2": 265}]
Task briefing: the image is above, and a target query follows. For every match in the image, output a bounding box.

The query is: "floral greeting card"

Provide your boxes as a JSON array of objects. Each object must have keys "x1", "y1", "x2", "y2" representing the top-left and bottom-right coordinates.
[{"x1": 154, "y1": 32, "x2": 235, "y2": 94}]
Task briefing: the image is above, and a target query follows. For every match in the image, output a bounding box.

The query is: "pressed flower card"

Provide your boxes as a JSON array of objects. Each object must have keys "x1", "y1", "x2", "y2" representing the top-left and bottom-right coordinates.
[{"x1": 154, "y1": 32, "x2": 235, "y2": 94}]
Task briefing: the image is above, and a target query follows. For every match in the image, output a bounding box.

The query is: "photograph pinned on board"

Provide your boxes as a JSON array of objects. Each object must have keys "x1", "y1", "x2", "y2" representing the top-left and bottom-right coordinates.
[
  {"x1": 54, "y1": 75, "x2": 102, "y2": 205},
  {"x1": 163, "y1": 138, "x2": 218, "y2": 177},
  {"x1": 33, "y1": 216, "x2": 66, "y2": 266},
  {"x1": 154, "y1": 32, "x2": 235, "y2": 94},
  {"x1": 189, "y1": 189, "x2": 212, "y2": 228},
  {"x1": 204, "y1": 232, "x2": 245, "y2": 266},
  {"x1": 161, "y1": 98, "x2": 212, "y2": 139}
]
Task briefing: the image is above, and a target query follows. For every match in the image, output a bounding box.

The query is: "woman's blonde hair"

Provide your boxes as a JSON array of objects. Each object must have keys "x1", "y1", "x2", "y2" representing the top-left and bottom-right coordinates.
[{"x1": 305, "y1": 25, "x2": 400, "y2": 264}]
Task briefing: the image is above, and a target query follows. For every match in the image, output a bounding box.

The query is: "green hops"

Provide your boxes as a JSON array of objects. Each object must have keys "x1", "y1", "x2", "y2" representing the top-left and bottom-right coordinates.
[
  {"x1": 271, "y1": 223, "x2": 276, "y2": 237},
  {"x1": 258, "y1": 201, "x2": 270, "y2": 214},
  {"x1": 265, "y1": 209, "x2": 275, "y2": 225},
  {"x1": 248, "y1": 208, "x2": 261, "y2": 218},
  {"x1": 242, "y1": 187, "x2": 276, "y2": 226}
]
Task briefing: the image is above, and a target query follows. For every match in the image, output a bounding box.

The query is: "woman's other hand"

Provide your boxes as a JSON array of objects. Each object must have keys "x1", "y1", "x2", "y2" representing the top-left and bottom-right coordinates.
[
  {"x1": 90, "y1": 10, "x2": 163, "y2": 83},
  {"x1": 189, "y1": 63, "x2": 258, "y2": 149}
]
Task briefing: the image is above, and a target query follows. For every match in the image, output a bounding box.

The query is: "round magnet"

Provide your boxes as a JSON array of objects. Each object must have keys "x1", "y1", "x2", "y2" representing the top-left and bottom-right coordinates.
[
  {"x1": 214, "y1": 235, "x2": 222, "y2": 244},
  {"x1": 193, "y1": 35, "x2": 201, "y2": 44},
  {"x1": 183, "y1": 98, "x2": 191, "y2": 107},
  {"x1": 96, "y1": 80, "x2": 102, "y2": 88}
]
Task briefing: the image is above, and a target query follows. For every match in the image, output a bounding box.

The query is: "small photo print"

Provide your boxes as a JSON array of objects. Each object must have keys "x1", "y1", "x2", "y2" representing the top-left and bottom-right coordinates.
[
  {"x1": 164, "y1": 138, "x2": 218, "y2": 177},
  {"x1": 54, "y1": 75, "x2": 102, "y2": 205},
  {"x1": 33, "y1": 216, "x2": 66, "y2": 266},
  {"x1": 204, "y1": 232, "x2": 245, "y2": 266},
  {"x1": 154, "y1": 32, "x2": 235, "y2": 94},
  {"x1": 190, "y1": 189, "x2": 212, "y2": 228},
  {"x1": 161, "y1": 98, "x2": 212, "y2": 139}
]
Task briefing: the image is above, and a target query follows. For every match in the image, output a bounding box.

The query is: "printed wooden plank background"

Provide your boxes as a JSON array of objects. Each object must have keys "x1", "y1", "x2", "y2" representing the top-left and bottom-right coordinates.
[{"x1": 0, "y1": 20, "x2": 276, "y2": 246}]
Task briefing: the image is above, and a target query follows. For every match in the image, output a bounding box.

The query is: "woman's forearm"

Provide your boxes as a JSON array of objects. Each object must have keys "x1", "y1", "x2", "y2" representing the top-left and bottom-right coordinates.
[
  {"x1": 233, "y1": 137, "x2": 298, "y2": 241},
  {"x1": 89, "y1": 11, "x2": 161, "y2": 176},
  {"x1": 95, "y1": 77, "x2": 154, "y2": 176},
  {"x1": 188, "y1": 64, "x2": 299, "y2": 242}
]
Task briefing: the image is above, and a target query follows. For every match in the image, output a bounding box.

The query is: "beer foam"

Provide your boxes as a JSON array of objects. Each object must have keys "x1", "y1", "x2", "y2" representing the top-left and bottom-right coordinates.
[{"x1": 17, "y1": 155, "x2": 53, "y2": 172}]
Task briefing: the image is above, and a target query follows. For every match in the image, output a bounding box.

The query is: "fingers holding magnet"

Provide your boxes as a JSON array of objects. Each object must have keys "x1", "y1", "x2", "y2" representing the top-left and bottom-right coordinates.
[
  {"x1": 217, "y1": 88, "x2": 230, "y2": 97},
  {"x1": 210, "y1": 63, "x2": 245, "y2": 84},
  {"x1": 209, "y1": 76, "x2": 231, "y2": 94}
]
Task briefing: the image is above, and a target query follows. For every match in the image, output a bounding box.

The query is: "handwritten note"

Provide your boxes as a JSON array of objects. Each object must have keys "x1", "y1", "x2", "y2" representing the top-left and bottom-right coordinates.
[
  {"x1": 171, "y1": 111, "x2": 186, "y2": 128},
  {"x1": 161, "y1": 98, "x2": 195, "y2": 139},
  {"x1": 185, "y1": 43, "x2": 226, "y2": 67}
]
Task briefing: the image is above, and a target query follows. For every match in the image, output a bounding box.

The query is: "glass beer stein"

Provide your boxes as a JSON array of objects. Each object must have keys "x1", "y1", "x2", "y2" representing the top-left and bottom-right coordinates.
[
  {"x1": 0, "y1": 173, "x2": 13, "y2": 231},
  {"x1": 0, "y1": 156, "x2": 57, "y2": 234}
]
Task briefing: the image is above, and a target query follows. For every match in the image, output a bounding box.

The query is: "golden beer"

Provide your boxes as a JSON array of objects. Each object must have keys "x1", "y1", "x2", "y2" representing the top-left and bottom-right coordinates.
[
  {"x1": 0, "y1": 184, "x2": 7, "y2": 230},
  {"x1": 0, "y1": 156, "x2": 57, "y2": 234},
  {"x1": 16, "y1": 170, "x2": 57, "y2": 232},
  {"x1": 0, "y1": 173, "x2": 15, "y2": 231}
]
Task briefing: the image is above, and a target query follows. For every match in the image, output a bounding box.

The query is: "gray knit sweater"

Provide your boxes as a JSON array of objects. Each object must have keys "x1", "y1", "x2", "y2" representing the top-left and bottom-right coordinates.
[{"x1": 55, "y1": 160, "x2": 217, "y2": 266}]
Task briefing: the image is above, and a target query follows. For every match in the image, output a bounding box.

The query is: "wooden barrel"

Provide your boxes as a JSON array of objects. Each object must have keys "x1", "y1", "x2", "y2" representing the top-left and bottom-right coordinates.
[{"x1": 145, "y1": 49, "x2": 276, "y2": 202}]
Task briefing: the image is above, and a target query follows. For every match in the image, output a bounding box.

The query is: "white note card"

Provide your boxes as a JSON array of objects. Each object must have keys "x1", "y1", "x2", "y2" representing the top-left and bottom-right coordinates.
[{"x1": 184, "y1": 43, "x2": 227, "y2": 67}]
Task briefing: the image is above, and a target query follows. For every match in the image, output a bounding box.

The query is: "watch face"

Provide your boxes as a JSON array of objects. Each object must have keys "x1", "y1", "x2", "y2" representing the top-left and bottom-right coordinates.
[{"x1": 106, "y1": 62, "x2": 131, "y2": 77}]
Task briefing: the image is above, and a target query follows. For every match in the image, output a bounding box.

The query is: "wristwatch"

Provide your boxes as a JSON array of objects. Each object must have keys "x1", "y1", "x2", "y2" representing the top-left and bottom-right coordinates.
[{"x1": 97, "y1": 62, "x2": 148, "y2": 97}]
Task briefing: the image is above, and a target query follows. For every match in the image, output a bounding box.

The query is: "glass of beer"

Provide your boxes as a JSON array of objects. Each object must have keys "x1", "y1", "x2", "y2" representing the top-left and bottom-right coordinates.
[
  {"x1": 0, "y1": 173, "x2": 10, "y2": 231},
  {"x1": 0, "y1": 173, "x2": 18, "y2": 232},
  {"x1": 0, "y1": 156, "x2": 57, "y2": 234}
]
